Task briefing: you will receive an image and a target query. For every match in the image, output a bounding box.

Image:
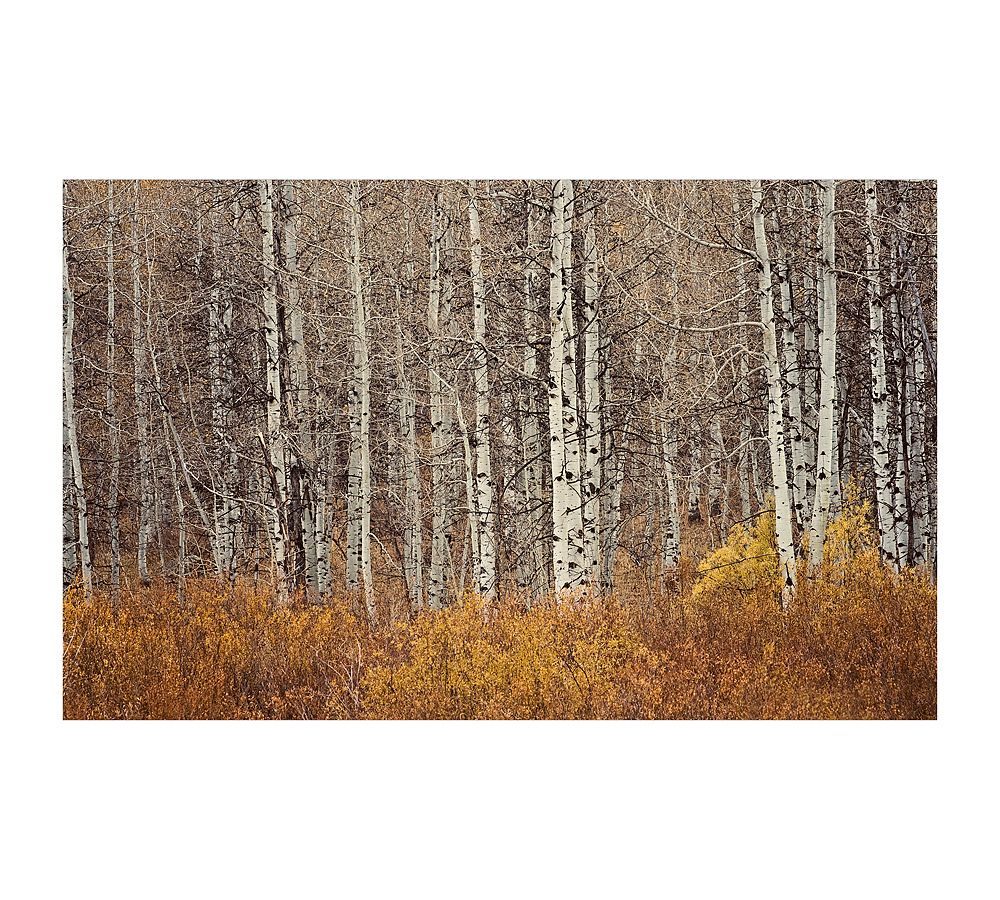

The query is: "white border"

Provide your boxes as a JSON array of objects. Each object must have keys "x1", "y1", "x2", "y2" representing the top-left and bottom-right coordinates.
[{"x1": 4, "y1": 1, "x2": 994, "y2": 897}]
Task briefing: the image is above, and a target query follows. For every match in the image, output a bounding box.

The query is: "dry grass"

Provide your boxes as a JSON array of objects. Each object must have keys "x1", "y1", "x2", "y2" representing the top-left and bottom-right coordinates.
[{"x1": 63, "y1": 497, "x2": 935, "y2": 720}]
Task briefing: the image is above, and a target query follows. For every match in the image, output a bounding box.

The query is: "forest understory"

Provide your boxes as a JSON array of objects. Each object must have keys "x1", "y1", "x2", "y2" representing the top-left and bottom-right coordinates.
[{"x1": 63, "y1": 499, "x2": 936, "y2": 720}]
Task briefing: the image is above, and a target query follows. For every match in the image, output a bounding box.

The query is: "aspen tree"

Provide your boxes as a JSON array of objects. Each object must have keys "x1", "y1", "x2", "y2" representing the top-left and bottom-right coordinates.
[
  {"x1": 772, "y1": 199, "x2": 807, "y2": 526},
  {"x1": 751, "y1": 180, "x2": 796, "y2": 607},
  {"x1": 864, "y1": 180, "x2": 897, "y2": 565},
  {"x1": 259, "y1": 179, "x2": 289, "y2": 605},
  {"x1": 547, "y1": 179, "x2": 585, "y2": 591},
  {"x1": 63, "y1": 240, "x2": 93, "y2": 599},
  {"x1": 808, "y1": 180, "x2": 839, "y2": 566},
  {"x1": 347, "y1": 181, "x2": 374, "y2": 619},
  {"x1": 62, "y1": 418, "x2": 77, "y2": 590},
  {"x1": 428, "y1": 189, "x2": 449, "y2": 609},
  {"x1": 467, "y1": 180, "x2": 497, "y2": 599},
  {"x1": 281, "y1": 181, "x2": 318, "y2": 597}
]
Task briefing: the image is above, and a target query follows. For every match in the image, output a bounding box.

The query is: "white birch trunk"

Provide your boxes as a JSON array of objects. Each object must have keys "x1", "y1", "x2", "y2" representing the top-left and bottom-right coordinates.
[
  {"x1": 808, "y1": 180, "x2": 839, "y2": 566},
  {"x1": 63, "y1": 416, "x2": 77, "y2": 590},
  {"x1": 864, "y1": 180, "x2": 897, "y2": 566},
  {"x1": 772, "y1": 203, "x2": 808, "y2": 527},
  {"x1": 547, "y1": 179, "x2": 584, "y2": 591},
  {"x1": 427, "y1": 190, "x2": 449, "y2": 610},
  {"x1": 347, "y1": 181, "x2": 374, "y2": 619},
  {"x1": 281, "y1": 181, "x2": 318, "y2": 598},
  {"x1": 467, "y1": 181, "x2": 497, "y2": 599},
  {"x1": 64, "y1": 241, "x2": 93, "y2": 598},
  {"x1": 751, "y1": 180, "x2": 797, "y2": 607},
  {"x1": 259, "y1": 179, "x2": 289, "y2": 605},
  {"x1": 660, "y1": 414, "x2": 681, "y2": 570}
]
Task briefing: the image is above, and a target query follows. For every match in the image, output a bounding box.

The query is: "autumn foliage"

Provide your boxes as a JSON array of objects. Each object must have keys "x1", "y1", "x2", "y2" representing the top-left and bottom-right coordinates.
[{"x1": 63, "y1": 497, "x2": 936, "y2": 720}]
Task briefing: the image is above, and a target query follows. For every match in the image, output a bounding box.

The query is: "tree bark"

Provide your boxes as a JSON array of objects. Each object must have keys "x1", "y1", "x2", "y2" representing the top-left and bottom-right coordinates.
[
  {"x1": 259, "y1": 179, "x2": 289, "y2": 605},
  {"x1": 105, "y1": 181, "x2": 121, "y2": 604},
  {"x1": 347, "y1": 181, "x2": 374, "y2": 619},
  {"x1": 808, "y1": 180, "x2": 839, "y2": 566},
  {"x1": 63, "y1": 240, "x2": 93, "y2": 599},
  {"x1": 751, "y1": 180, "x2": 796, "y2": 608},
  {"x1": 864, "y1": 180, "x2": 898, "y2": 566},
  {"x1": 467, "y1": 180, "x2": 498, "y2": 599}
]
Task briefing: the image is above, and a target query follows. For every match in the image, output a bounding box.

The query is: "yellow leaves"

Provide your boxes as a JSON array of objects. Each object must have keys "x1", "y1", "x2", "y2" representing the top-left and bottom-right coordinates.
[
  {"x1": 63, "y1": 559, "x2": 937, "y2": 720},
  {"x1": 691, "y1": 507, "x2": 781, "y2": 603}
]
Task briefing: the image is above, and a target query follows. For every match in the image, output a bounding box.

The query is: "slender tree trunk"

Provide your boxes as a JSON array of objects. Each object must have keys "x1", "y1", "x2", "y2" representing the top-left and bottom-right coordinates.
[
  {"x1": 808, "y1": 180, "x2": 839, "y2": 566},
  {"x1": 163, "y1": 409, "x2": 186, "y2": 606},
  {"x1": 547, "y1": 179, "x2": 585, "y2": 591},
  {"x1": 467, "y1": 181, "x2": 497, "y2": 599},
  {"x1": 660, "y1": 413, "x2": 681, "y2": 570},
  {"x1": 751, "y1": 180, "x2": 796, "y2": 608},
  {"x1": 888, "y1": 248, "x2": 911, "y2": 564},
  {"x1": 521, "y1": 201, "x2": 546, "y2": 600},
  {"x1": 428, "y1": 189, "x2": 449, "y2": 610},
  {"x1": 64, "y1": 241, "x2": 93, "y2": 599},
  {"x1": 259, "y1": 179, "x2": 289, "y2": 605},
  {"x1": 105, "y1": 181, "x2": 121, "y2": 604},
  {"x1": 454, "y1": 385, "x2": 480, "y2": 598},
  {"x1": 687, "y1": 435, "x2": 702, "y2": 523},
  {"x1": 772, "y1": 202, "x2": 807, "y2": 527},
  {"x1": 132, "y1": 185, "x2": 153, "y2": 587},
  {"x1": 281, "y1": 181, "x2": 318, "y2": 598},
  {"x1": 864, "y1": 180, "x2": 897, "y2": 566},
  {"x1": 347, "y1": 181, "x2": 374, "y2": 620},
  {"x1": 395, "y1": 288, "x2": 424, "y2": 613},
  {"x1": 63, "y1": 415, "x2": 78, "y2": 590},
  {"x1": 580, "y1": 199, "x2": 603, "y2": 587}
]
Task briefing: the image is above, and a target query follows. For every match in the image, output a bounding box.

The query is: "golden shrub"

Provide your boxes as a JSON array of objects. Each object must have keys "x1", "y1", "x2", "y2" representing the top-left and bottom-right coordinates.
[{"x1": 64, "y1": 521, "x2": 936, "y2": 720}]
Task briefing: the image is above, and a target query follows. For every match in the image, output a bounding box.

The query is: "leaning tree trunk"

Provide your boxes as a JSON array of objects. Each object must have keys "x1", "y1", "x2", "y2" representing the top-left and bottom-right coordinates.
[
  {"x1": 467, "y1": 181, "x2": 497, "y2": 600},
  {"x1": 63, "y1": 241, "x2": 93, "y2": 599},
  {"x1": 808, "y1": 180, "x2": 839, "y2": 566},
  {"x1": 751, "y1": 180, "x2": 796, "y2": 608}
]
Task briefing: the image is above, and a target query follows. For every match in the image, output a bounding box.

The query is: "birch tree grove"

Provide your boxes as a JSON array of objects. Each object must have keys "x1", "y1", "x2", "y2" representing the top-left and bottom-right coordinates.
[{"x1": 63, "y1": 179, "x2": 937, "y2": 620}]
